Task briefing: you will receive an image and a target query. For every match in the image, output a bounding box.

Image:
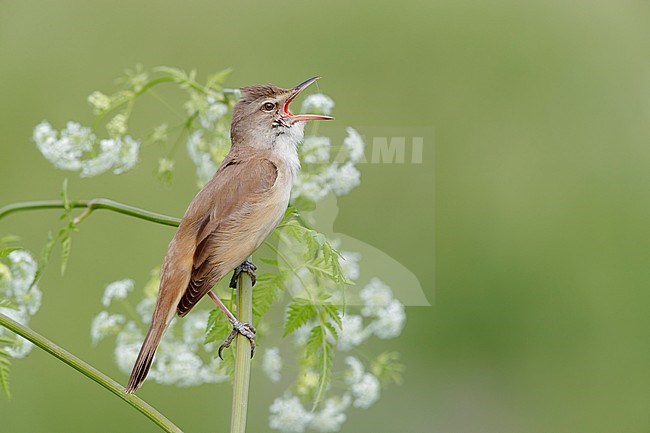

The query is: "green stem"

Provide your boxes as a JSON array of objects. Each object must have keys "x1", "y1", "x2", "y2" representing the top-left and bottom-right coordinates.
[
  {"x1": 230, "y1": 257, "x2": 253, "y2": 433},
  {"x1": 0, "y1": 199, "x2": 180, "y2": 227},
  {"x1": 0, "y1": 312, "x2": 183, "y2": 433}
]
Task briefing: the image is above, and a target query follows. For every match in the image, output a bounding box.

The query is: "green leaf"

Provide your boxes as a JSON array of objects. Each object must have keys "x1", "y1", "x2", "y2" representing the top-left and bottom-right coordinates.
[
  {"x1": 0, "y1": 335, "x2": 14, "y2": 400},
  {"x1": 206, "y1": 69, "x2": 232, "y2": 90},
  {"x1": 0, "y1": 263, "x2": 11, "y2": 281},
  {"x1": 155, "y1": 66, "x2": 192, "y2": 86},
  {"x1": 60, "y1": 235, "x2": 72, "y2": 276},
  {"x1": 303, "y1": 325, "x2": 333, "y2": 410},
  {"x1": 205, "y1": 307, "x2": 232, "y2": 346},
  {"x1": 30, "y1": 231, "x2": 57, "y2": 289},
  {"x1": 258, "y1": 257, "x2": 279, "y2": 267},
  {"x1": 323, "y1": 320, "x2": 339, "y2": 342},
  {"x1": 283, "y1": 206, "x2": 299, "y2": 221},
  {"x1": 321, "y1": 301, "x2": 342, "y2": 330},
  {"x1": 284, "y1": 298, "x2": 317, "y2": 337},
  {"x1": 0, "y1": 235, "x2": 20, "y2": 245},
  {"x1": 371, "y1": 352, "x2": 405, "y2": 386},
  {"x1": 204, "y1": 307, "x2": 236, "y2": 377},
  {"x1": 0, "y1": 235, "x2": 20, "y2": 259},
  {"x1": 252, "y1": 273, "x2": 283, "y2": 324}
]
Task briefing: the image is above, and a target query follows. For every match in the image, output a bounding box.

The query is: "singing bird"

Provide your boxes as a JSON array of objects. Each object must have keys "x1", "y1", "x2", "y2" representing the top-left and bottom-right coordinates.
[{"x1": 125, "y1": 77, "x2": 333, "y2": 393}]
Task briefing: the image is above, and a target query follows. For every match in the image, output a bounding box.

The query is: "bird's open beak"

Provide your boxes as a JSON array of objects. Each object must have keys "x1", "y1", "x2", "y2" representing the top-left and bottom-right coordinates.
[{"x1": 282, "y1": 76, "x2": 335, "y2": 123}]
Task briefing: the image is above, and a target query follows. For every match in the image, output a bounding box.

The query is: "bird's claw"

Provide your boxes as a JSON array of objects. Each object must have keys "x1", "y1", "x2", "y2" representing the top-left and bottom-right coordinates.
[
  {"x1": 218, "y1": 320, "x2": 256, "y2": 359},
  {"x1": 229, "y1": 259, "x2": 257, "y2": 288}
]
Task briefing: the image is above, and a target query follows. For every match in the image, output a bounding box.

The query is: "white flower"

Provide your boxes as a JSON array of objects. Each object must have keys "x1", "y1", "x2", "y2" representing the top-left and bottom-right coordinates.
[
  {"x1": 34, "y1": 121, "x2": 140, "y2": 177},
  {"x1": 182, "y1": 310, "x2": 209, "y2": 346},
  {"x1": 302, "y1": 136, "x2": 331, "y2": 164},
  {"x1": 337, "y1": 315, "x2": 369, "y2": 351},
  {"x1": 151, "y1": 343, "x2": 204, "y2": 386},
  {"x1": 369, "y1": 299, "x2": 406, "y2": 339},
  {"x1": 114, "y1": 338, "x2": 142, "y2": 374},
  {"x1": 113, "y1": 321, "x2": 144, "y2": 373},
  {"x1": 350, "y1": 373, "x2": 380, "y2": 408},
  {"x1": 87, "y1": 91, "x2": 111, "y2": 113},
  {"x1": 157, "y1": 157, "x2": 175, "y2": 179},
  {"x1": 308, "y1": 395, "x2": 351, "y2": 432},
  {"x1": 360, "y1": 278, "x2": 394, "y2": 316},
  {"x1": 112, "y1": 136, "x2": 140, "y2": 174},
  {"x1": 198, "y1": 357, "x2": 229, "y2": 384},
  {"x1": 5, "y1": 250, "x2": 37, "y2": 291},
  {"x1": 344, "y1": 356, "x2": 365, "y2": 385},
  {"x1": 186, "y1": 130, "x2": 217, "y2": 185},
  {"x1": 358, "y1": 279, "x2": 406, "y2": 338},
  {"x1": 343, "y1": 127, "x2": 365, "y2": 163},
  {"x1": 292, "y1": 172, "x2": 330, "y2": 202},
  {"x1": 269, "y1": 394, "x2": 313, "y2": 433},
  {"x1": 291, "y1": 322, "x2": 314, "y2": 347},
  {"x1": 262, "y1": 346, "x2": 282, "y2": 382},
  {"x1": 80, "y1": 138, "x2": 119, "y2": 177},
  {"x1": 338, "y1": 250, "x2": 361, "y2": 281},
  {"x1": 326, "y1": 163, "x2": 360, "y2": 196},
  {"x1": 200, "y1": 99, "x2": 229, "y2": 129},
  {"x1": 151, "y1": 124, "x2": 169, "y2": 143},
  {"x1": 107, "y1": 113, "x2": 128, "y2": 136},
  {"x1": 0, "y1": 307, "x2": 35, "y2": 359},
  {"x1": 344, "y1": 357, "x2": 380, "y2": 408},
  {"x1": 5, "y1": 336, "x2": 34, "y2": 358},
  {"x1": 136, "y1": 297, "x2": 155, "y2": 324},
  {"x1": 34, "y1": 121, "x2": 92, "y2": 171},
  {"x1": 295, "y1": 368, "x2": 319, "y2": 396},
  {"x1": 90, "y1": 311, "x2": 125, "y2": 345},
  {"x1": 0, "y1": 249, "x2": 41, "y2": 358},
  {"x1": 301, "y1": 94, "x2": 335, "y2": 116},
  {"x1": 101, "y1": 279, "x2": 134, "y2": 307},
  {"x1": 106, "y1": 289, "x2": 228, "y2": 387},
  {"x1": 15, "y1": 284, "x2": 42, "y2": 316}
]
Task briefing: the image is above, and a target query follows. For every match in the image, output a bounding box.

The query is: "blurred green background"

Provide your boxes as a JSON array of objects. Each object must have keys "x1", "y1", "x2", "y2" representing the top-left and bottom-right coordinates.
[{"x1": 2, "y1": 0, "x2": 650, "y2": 432}]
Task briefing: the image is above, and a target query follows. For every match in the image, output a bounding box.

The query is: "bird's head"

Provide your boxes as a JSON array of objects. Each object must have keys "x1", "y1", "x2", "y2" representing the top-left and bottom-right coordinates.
[{"x1": 230, "y1": 76, "x2": 333, "y2": 148}]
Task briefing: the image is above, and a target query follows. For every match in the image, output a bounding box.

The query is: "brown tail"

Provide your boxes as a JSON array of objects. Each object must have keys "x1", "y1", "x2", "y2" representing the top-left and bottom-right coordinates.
[{"x1": 125, "y1": 318, "x2": 167, "y2": 393}]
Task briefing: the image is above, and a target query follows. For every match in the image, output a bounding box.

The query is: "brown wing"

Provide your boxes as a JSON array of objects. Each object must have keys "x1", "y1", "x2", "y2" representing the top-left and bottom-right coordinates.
[{"x1": 176, "y1": 155, "x2": 278, "y2": 317}]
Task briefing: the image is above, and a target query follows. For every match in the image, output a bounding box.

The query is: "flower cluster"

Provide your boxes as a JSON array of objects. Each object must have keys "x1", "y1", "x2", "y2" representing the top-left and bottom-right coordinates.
[
  {"x1": 0, "y1": 250, "x2": 42, "y2": 358},
  {"x1": 91, "y1": 272, "x2": 229, "y2": 386},
  {"x1": 292, "y1": 101, "x2": 365, "y2": 203},
  {"x1": 182, "y1": 90, "x2": 365, "y2": 198},
  {"x1": 184, "y1": 93, "x2": 234, "y2": 187},
  {"x1": 33, "y1": 121, "x2": 140, "y2": 178},
  {"x1": 27, "y1": 67, "x2": 405, "y2": 431},
  {"x1": 263, "y1": 276, "x2": 405, "y2": 433}
]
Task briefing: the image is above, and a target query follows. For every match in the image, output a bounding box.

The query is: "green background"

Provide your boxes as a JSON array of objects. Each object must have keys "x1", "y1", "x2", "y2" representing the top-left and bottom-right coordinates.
[{"x1": 1, "y1": 0, "x2": 650, "y2": 432}]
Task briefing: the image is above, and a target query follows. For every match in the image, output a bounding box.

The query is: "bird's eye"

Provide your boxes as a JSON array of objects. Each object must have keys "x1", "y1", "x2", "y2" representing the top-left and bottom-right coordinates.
[{"x1": 261, "y1": 102, "x2": 276, "y2": 112}]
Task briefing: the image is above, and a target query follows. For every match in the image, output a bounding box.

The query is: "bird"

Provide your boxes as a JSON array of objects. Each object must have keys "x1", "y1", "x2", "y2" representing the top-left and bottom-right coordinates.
[{"x1": 125, "y1": 76, "x2": 333, "y2": 393}]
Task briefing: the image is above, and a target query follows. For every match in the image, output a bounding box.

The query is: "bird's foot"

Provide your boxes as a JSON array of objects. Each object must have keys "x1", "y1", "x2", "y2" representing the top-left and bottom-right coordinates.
[
  {"x1": 229, "y1": 259, "x2": 257, "y2": 288},
  {"x1": 218, "y1": 320, "x2": 256, "y2": 359}
]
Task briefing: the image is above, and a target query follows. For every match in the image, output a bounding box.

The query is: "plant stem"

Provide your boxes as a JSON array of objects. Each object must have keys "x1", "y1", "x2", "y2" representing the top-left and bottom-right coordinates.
[
  {"x1": 1, "y1": 198, "x2": 258, "y2": 431},
  {"x1": 0, "y1": 199, "x2": 180, "y2": 227},
  {"x1": 0, "y1": 312, "x2": 183, "y2": 433},
  {"x1": 230, "y1": 257, "x2": 254, "y2": 433}
]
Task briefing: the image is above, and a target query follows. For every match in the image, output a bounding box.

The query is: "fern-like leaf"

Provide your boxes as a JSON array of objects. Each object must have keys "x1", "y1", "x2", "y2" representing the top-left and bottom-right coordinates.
[
  {"x1": 60, "y1": 234, "x2": 72, "y2": 276},
  {"x1": 304, "y1": 325, "x2": 334, "y2": 409},
  {"x1": 0, "y1": 335, "x2": 15, "y2": 400},
  {"x1": 284, "y1": 298, "x2": 317, "y2": 337},
  {"x1": 205, "y1": 306, "x2": 232, "y2": 346},
  {"x1": 252, "y1": 273, "x2": 283, "y2": 324}
]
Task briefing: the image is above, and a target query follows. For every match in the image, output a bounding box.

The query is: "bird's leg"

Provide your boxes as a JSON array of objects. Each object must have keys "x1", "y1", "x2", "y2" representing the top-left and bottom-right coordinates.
[
  {"x1": 229, "y1": 259, "x2": 257, "y2": 288},
  {"x1": 206, "y1": 260, "x2": 258, "y2": 359},
  {"x1": 207, "y1": 287, "x2": 256, "y2": 360}
]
